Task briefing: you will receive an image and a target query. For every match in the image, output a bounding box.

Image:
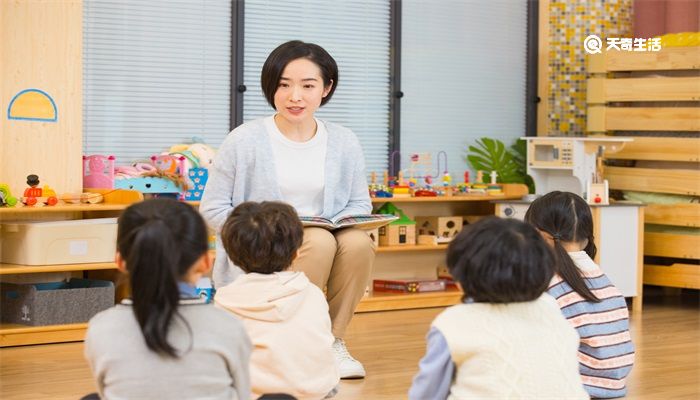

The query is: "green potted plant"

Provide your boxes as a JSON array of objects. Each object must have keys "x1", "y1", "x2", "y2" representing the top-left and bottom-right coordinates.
[{"x1": 466, "y1": 137, "x2": 535, "y2": 194}]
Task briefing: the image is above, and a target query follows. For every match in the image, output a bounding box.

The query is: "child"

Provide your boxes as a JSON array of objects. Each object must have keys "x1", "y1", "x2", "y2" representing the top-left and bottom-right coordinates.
[
  {"x1": 215, "y1": 201, "x2": 339, "y2": 400},
  {"x1": 84, "y1": 199, "x2": 251, "y2": 400},
  {"x1": 525, "y1": 191, "x2": 634, "y2": 398},
  {"x1": 409, "y1": 217, "x2": 588, "y2": 400}
]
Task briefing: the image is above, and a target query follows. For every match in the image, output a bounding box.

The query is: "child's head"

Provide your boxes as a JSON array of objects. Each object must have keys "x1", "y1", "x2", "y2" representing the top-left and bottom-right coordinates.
[
  {"x1": 446, "y1": 216, "x2": 554, "y2": 303},
  {"x1": 220, "y1": 201, "x2": 303, "y2": 274},
  {"x1": 117, "y1": 198, "x2": 210, "y2": 357},
  {"x1": 524, "y1": 191, "x2": 596, "y2": 257},
  {"x1": 524, "y1": 191, "x2": 600, "y2": 302}
]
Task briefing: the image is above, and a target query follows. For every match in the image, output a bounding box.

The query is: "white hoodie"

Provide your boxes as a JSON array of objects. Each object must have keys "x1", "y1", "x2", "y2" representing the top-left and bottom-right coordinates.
[{"x1": 215, "y1": 271, "x2": 339, "y2": 400}]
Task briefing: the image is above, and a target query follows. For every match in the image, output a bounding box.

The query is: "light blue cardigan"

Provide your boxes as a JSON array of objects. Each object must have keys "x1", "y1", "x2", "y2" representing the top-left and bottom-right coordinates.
[{"x1": 200, "y1": 116, "x2": 372, "y2": 286}]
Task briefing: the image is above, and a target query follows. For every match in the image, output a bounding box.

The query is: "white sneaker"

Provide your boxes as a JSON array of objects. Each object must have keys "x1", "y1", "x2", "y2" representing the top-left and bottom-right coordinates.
[{"x1": 332, "y1": 338, "x2": 366, "y2": 379}]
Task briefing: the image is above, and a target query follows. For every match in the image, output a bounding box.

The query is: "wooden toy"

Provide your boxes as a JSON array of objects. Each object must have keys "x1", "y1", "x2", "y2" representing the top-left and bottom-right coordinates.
[
  {"x1": 415, "y1": 216, "x2": 463, "y2": 243},
  {"x1": 21, "y1": 175, "x2": 58, "y2": 206},
  {"x1": 0, "y1": 184, "x2": 18, "y2": 207},
  {"x1": 59, "y1": 192, "x2": 104, "y2": 204},
  {"x1": 376, "y1": 202, "x2": 416, "y2": 246}
]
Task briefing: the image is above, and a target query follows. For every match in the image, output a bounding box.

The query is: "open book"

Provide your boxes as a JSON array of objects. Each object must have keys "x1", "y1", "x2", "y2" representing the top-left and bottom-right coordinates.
[{"x1": 299, "y1": 214, "x2": 398, "y2": 230}]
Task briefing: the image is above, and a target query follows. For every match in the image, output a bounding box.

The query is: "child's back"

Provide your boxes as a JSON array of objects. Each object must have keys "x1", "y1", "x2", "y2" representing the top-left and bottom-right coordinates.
[
  {"x1": 216, "y1": 271, "x2": 337, "y2": 399},
  {"x1": 86, "y1": 299, "x2": 250, "y2": 399},
  {"x1": 215, "y1": 201, "x2": 339, "y2": 400},
  {"x1": 84, "y1": 199, "x2": 251, "y2": 400},
  {"x1": 433, "y1": 295, "x2": 586, "y2": 399},
  {"x1": 548, "y1": 251, "x2": 634, "y2": 398},
  {"x1": 526, "y1": 191, "x2": 634, "y2": 398},
  {"x1": 410, "y1": 217, "x2": 588, "y2": 400}
]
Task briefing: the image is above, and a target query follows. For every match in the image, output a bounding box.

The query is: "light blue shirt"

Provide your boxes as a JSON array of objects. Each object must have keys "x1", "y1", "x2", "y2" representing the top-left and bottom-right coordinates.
[
  {"x1": 200, "y1": 116, "x2": 371, "y2": 287},
  {"x1": 408, "y1": 327, "x2": 454, "y2": 400}
]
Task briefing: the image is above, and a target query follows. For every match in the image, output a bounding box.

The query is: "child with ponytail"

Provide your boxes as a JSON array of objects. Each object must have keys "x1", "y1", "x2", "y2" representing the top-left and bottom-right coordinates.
[
  {"x1": 525, "y1": 191, "x2": 635, "y2": 399},
  {"x1": 84, "y1": 199, "x2": 251, "y2": 400}
]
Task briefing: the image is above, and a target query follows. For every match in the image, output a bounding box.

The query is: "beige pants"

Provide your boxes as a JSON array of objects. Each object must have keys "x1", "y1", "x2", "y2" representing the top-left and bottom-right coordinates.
[{"x1": 292, "y1": 227, "x2": 376, "y2": 338}]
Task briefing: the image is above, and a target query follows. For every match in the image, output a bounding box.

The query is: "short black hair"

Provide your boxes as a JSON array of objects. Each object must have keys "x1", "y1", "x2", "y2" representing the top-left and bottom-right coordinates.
[
  {"x1": 446, "y1": 216, "x2": 554, "y2": 303},
  {"x1": 220, "y1": 201, "x2": 303, "y2": 274},
  {"x1": 260, "y1": 40, "x2": 338, "y2": 109}
]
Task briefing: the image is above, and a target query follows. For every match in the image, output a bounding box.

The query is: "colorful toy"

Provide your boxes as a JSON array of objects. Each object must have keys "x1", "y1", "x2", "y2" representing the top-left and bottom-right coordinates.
[
  {"x1": 376, "y1": 202, "x2": 416, "y2": 246},
  {"x1": 0, "y1": 184, "x2": 18, "y2": 207},
  {"x1": 84, "y1": 154, "x2": 188, "y2": 199},
  {"x1": 21, "y1": 175, "x2": 58, "y2": 206}
]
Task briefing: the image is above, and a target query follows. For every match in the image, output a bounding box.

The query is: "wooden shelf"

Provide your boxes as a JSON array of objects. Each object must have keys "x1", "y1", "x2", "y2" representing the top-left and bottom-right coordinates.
[
  {"x1": 372, "y1": 194, "x2": 516, "y2": 203},
  {"x1": 0, "y1": 189, "x2": 143, "y2": 215},
  {"x1": 370, "y1": 183, "x2": 528, "y2": 204},
  {"x1": 0, "y1": 262, "x2": 117, "y2": 275},
  {"x1": 0, "y1": 323, "x2": 87, "y2": 347},
  {"x1": 0, "y1": 202, "x2": 130, "y2": 214},
  {"x1": 356, "y1": 289, "x2": 462, "y2": 313},
  {"x1": 377, "y1": 244, "x2": 448, "y2": 252}
]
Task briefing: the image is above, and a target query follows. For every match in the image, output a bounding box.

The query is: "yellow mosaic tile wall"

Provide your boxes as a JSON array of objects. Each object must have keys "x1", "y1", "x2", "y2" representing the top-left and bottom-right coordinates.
[{"x1": 547, "y1": 0, "x2": 633, "y2": 135}]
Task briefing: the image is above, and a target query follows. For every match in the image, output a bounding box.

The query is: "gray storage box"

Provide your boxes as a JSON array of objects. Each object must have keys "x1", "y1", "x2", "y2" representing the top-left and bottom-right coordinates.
[{"x1": 0, "y1": 279, "x2": 114, "y2": 326}]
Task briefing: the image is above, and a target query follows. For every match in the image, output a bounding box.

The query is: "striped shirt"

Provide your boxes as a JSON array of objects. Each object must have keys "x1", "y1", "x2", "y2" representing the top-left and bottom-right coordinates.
[{"x1": 548, "y1": 251, "x2": 635, "y2": 399}]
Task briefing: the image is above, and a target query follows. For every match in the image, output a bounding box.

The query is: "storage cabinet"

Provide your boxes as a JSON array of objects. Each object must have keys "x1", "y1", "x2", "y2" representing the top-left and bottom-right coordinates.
[
  {"x1": 355, "y1": 184, "x2": 528, "y2": 313},
  {"x1": 0, "y1": 189, "x2": 142, "y2": 347}
]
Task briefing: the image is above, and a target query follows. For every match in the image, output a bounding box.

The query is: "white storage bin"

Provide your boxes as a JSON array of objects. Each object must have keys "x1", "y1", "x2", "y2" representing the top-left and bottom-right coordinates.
[{"x1": 0, "y1": 218, "x2": 117, "y2": 265}]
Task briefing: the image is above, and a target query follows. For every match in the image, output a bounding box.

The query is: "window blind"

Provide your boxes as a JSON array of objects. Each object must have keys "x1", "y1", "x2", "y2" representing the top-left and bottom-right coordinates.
[
  {"x1": 83, "y1": 0, "x2": 231, "y2": 164},
  {"x1": 400, "y1": 0, "x2": 527, "y2": 181},
  {"x1": 242, "y1": 0, "x2": 391, "y2": 173}
]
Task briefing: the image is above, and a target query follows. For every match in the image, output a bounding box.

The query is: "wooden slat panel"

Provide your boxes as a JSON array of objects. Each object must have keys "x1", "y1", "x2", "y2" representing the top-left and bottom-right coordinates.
[
  {"x1": 604, "y1": 137, "x2": 700, "y2": 162},
  {"x1": 588, "y1": 77, "x2": 700, "y2": 102},
  {"x1": 606, "y1": 166, "x2": 700, "y2": 195},
  {"x1": 588, "y1": 47, "x2": 700, "y2": 73},
  {"x1": 644, "y1": 232, "x2": 700, "y2": 259},
  {"x1": 605, "y1": 107, "x2": 700, "y2": 131},
  {"x1": 587, "y1": 105, "x2": 606, "y2": 132},
  {"x1": 645, "y1": 204, "x2": 700, "y2": 227},
  {"x1": 644, "y1": 263, "x2": 700, "y2": 289}
]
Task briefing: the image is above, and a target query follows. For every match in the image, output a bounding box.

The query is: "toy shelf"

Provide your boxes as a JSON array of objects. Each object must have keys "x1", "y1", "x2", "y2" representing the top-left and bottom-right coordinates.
[
  {"x1": 0, "y1": 262, "x2": 117, "y2": 275},
  {"x1": 0, "y1": 322, "x2": 88, "y2": 347},
  {"x1": 370, "y1": 183, "x2": 528, "y2": 204},
  {"x1": 356, "y1": 288, "x2": 462, "y2": 313},
  {"x1": 376, "y1": 244, "x2": 448, "y2": 253},
  {"x1": 362, "y1": 184, "x2": 529, "y2": 313},
  {"x1": 0, "y1": 189, "x2": 141, "y2": 347},
  {"x1": 0, "y1": 203, "x2": 130, "y2": 214}
]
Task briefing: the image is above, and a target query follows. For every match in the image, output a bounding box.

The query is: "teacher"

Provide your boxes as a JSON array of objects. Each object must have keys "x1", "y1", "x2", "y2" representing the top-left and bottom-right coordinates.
[{"x1": 200, "y1": 40, "x2": 376, "y2": 379}]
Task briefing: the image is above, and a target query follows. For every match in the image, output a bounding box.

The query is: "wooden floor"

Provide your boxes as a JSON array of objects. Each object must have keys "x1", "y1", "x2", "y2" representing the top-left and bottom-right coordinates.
[{"x1": 0, "y1": 287, "x2": 698, "y2": 400}]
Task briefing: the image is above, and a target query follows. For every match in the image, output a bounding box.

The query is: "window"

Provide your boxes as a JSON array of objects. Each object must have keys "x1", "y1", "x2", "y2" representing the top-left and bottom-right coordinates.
[
  {"x1": 241, "y1": 0, "x2": 392, "y2": 173},
  {"x1": 400, "y1": 0, "x2": 528, "y2": 180},
  {"x1": 83, "y1": 0, "x2": 231, "y2": 164}
]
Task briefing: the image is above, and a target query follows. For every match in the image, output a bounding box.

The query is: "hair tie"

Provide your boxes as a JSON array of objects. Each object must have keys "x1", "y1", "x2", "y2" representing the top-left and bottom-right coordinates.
[{"x1": 551, "y1": 233, "x2": 561, "y2": 241}]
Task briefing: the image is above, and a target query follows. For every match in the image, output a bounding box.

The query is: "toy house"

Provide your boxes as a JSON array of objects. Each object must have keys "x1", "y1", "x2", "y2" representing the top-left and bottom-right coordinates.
[{"x1": 376, "y1": 202, "x2": 416, "y2": 246}]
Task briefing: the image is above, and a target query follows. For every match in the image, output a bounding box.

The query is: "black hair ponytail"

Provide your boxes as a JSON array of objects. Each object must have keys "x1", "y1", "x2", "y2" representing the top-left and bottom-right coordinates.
[
  {"x1": 117, "y1": 199, "x2": 209, "y2": 357},
  {"x1": 524, "y1": 191, "x2": 601, "y2": 303}
]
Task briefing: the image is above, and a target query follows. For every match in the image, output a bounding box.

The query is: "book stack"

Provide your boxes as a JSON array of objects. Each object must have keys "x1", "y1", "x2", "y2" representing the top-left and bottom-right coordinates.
[{"x1": 373, "y1": 278, "x2": 446, "y2": 293}]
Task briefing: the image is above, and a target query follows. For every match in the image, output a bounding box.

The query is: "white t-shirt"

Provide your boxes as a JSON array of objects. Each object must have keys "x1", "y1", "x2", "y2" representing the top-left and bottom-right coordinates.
[{"x1": 265, "y1": 116, "x2": 327, "y2": 217}]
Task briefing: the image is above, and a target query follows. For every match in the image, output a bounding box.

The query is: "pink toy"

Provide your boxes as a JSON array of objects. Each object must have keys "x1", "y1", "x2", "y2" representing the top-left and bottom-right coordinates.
[{"x1": 83, "y1": 155, "x2": 115, "y2": 189}]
